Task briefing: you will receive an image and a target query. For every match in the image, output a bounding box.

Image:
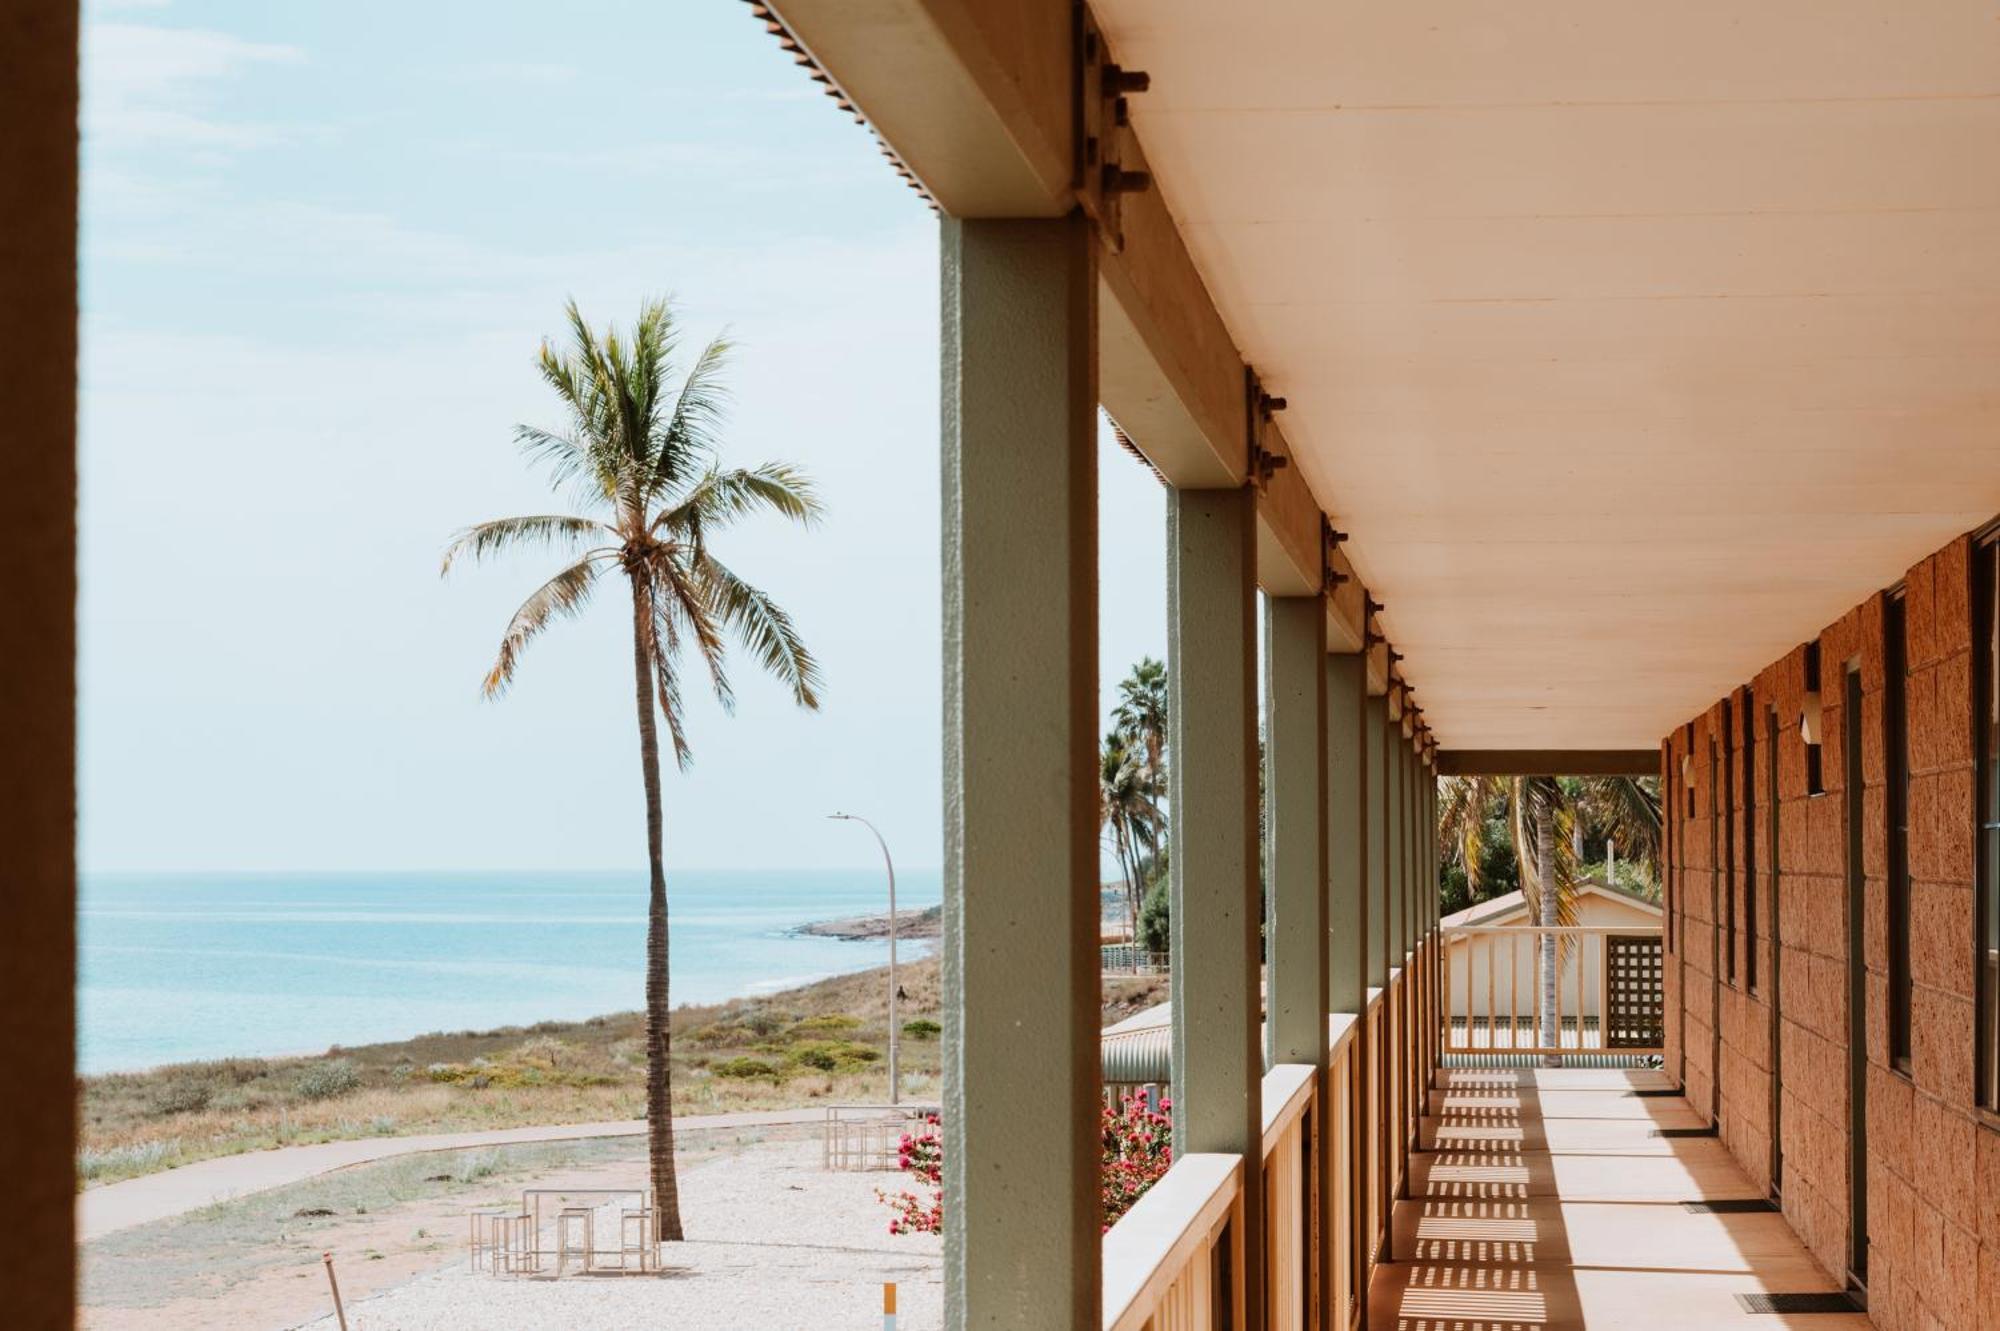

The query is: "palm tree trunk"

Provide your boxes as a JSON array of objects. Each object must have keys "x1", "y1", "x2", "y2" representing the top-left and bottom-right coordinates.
[
  {"x1": 1538, "y1": 804, "x2": 1561, "y2": 1068},
  {"x1": 630, "y1": 571, "x2": 684, "y2": 1240}
]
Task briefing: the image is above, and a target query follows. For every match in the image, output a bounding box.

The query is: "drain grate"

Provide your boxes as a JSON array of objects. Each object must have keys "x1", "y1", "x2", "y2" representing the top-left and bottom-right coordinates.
[
  {"x1": 1735, "y1": 1292, "x2": 1863, "y2": 1314},
  {"x1": 1627, "y1": 1088, "x2": 1680, "y2": 1098},
  {"x1": 1684, "y1": 1199, "x2": 1779, "y2": 1214},
  {"x1": 1650, "y1": 1125, "x2": 1719, "y2": 1138}
]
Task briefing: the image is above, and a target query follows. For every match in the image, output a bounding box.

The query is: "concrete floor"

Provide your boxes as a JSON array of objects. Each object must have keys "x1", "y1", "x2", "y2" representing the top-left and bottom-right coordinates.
[{"x1": 1369, "y1": 1067, "x2": 1871, "y2": 1330}]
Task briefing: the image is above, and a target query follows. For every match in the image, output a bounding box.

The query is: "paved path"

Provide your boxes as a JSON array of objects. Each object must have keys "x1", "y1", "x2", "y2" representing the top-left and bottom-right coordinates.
[
  {"x1": 78, "y1": 1109, "x2": 823, "y2": 1242},
  {"x1": 1369, "y1": 1067, "x2": 1869, "y2": 1329}
]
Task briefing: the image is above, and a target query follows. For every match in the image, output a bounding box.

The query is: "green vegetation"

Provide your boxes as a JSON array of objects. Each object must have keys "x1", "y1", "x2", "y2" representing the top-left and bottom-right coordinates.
[
  {"x1": 444, "y1": 299, "x2": 824, "y2": 1239},
  {"x1": 79, "y1": 955, "x2": 1170, "y2": 1190},
  {"x1": 901, "y1": 1018, "x2": 941, "y2": 1040},
  {"x1": 1102, "y1": 657, "x2": 1169, "y2": 940}
]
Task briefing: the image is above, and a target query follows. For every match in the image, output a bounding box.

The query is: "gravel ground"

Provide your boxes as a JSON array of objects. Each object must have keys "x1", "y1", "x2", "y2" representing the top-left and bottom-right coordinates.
[{"x1": 300, "y1": 1136, "x2": 941, "y2": 1330}]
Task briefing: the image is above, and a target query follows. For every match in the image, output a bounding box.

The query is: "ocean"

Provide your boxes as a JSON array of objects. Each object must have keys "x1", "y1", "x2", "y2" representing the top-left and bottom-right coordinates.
[{"x1": 78, "y1": 868, "x2": 942, "y2": 1075}]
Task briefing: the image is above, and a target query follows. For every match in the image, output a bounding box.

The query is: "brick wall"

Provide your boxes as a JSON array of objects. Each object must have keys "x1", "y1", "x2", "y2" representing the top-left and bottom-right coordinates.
[{"x1": 1660, "y1": 528, "x2": 1997, "y2": 1329}]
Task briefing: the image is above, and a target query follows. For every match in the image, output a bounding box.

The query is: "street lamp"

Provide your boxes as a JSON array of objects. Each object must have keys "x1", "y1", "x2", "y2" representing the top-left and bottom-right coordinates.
[{"x1": 829, "y1": 811, "x2": 900, "y2": 1105}]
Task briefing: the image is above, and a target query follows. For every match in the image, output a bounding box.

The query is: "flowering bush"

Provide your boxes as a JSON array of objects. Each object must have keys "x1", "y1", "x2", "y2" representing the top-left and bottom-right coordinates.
[
  {"x1": 877, "y1": 1091, "x2": 1174, "y2": 1236},
  {"x1": 1101, "y1": 1089, "x2": 1173, "y2": 1228},
  {"x1": 879, "y1": 1114, "x2": 943, "y2": 1235}
]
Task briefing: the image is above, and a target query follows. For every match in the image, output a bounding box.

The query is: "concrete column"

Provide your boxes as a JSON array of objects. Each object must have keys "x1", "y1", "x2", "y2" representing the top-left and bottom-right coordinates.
[
  {"x1": 1168, "y1": 484, "x2": 1264, "y2": 1330},
  {"x1": 1327, "y1": 655, "x2": 1367, "y2": 1016},
  {"x1": 1265, "y1": 596, "x2": 1326, "y2": 1331},
  {"x1": 1386, "y1": 711, "x2": 1405, "y2": 968},
  {"x1": 1266, "y1": 596, "x2": 1328, "y2": 1067},
  {"x1": 1365, "y1": 698, "x2": 1389, "y2": 989},
  {"x1": 940, "y1": 215, "x2": 1099, "y2": 1329},
  {"x1": 1326, "y1": 651, "x2": 1366, "y2": 1327}
]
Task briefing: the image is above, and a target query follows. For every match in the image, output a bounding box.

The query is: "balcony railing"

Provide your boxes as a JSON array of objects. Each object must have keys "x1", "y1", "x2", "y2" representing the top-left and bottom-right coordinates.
[
  {"x1": 1441, "y1": 924, "x2": 1664, "y2": 1060},
  {"x1": 1102, "y1": 955, "x2": 1415, "y2": 1331}
]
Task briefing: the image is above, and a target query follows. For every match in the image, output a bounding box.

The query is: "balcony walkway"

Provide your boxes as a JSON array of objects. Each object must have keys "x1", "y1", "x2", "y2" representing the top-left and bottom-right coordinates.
[{"x1": 1369, "y1": 1067, "x2": 1868, "y2": 1330}]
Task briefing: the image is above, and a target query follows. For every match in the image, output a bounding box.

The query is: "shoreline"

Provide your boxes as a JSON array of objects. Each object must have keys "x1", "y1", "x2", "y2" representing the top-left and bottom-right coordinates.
[
  {"x1": 81, "y1": 908, "x2": 941, "y2": 1079},
  {"x1": 789, "y1": 903, "x2": 942, "y2": 942}
]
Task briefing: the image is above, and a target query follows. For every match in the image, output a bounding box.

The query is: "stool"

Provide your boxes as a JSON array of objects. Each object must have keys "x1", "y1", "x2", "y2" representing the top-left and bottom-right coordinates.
[
  {"x1": 555, "y1": 1206, "x2": 595, "y2": 1276},
  {"x1": 618, "y1": 1207, "x2": 655, "y2": 1271}
]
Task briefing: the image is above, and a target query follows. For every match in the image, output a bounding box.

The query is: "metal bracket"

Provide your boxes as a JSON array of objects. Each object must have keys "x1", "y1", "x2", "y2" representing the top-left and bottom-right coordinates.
[
  {"x1": 1244, "y1": 368, "x2": 1290, "y2": 490},
  {"x1": 1077, "y1": 6, "x2": 1149, "y2": 252},
  {"x1": 1319, "y1": 518, "x2": 1349, "y2": 596}
]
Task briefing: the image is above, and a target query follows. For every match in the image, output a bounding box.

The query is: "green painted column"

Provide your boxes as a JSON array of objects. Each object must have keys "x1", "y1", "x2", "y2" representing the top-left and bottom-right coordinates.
[
  {"x1": 1327, "y1": 655, "x2": 1367, "y2": 1016},
  {"x1": 1365, "y1": 697, "x2": 1389, "y2": 991},
  {"x1": 1265, "y1": 596, "x2": 1328, "y2": 1067},
  {"x1": 939, "y1": 215, "x2": 1099, "y2": 1329},
  {"x1": 1385, "y1": 709, "x2": 1405, "y2": 969},
  {"x1": 1168, "y1": 484, "x2": 1264, "y2": 1330}
]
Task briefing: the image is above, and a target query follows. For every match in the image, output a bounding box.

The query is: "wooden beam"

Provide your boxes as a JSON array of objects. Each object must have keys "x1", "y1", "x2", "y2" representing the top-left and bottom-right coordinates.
[
  {"x1": 770, "y1": 0, "x2": 1382, "y2": 662},
  {"x1": 765, "y1": 0, "x2": 1070, "y2": 216},
  {"x1": 1436, "y1": 750, "x2": 1661, "y2": 777}
]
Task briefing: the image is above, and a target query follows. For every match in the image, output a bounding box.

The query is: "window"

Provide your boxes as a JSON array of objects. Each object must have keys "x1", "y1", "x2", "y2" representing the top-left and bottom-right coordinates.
[
  {"x1": 1887, "y1": 591, "x2": 1911, "y2": 1072},
  {"x1": 1745, "y1": 687, "x2": 1758, "y2": 991},
  {"x1": 1976, "y1": 535, "x2": 2000, "y2": 1110},
  {"x1": 1664, "y1": 745, "x2": 1676, "y2": 953}
]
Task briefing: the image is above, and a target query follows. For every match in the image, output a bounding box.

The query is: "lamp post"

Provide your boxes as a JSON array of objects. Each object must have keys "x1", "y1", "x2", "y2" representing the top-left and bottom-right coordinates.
[{"x1": 829, "y1": 811, "x2": 900, "y2": 1105}]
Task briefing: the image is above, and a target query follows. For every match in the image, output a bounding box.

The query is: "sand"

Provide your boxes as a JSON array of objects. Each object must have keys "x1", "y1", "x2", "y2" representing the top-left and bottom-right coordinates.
[{"x1": 297, "y1": 1135, "x2": 941, "y2": 1330}]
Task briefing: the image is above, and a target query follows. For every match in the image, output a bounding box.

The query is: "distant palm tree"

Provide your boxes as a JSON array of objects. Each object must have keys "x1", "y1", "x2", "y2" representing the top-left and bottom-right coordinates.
[
  {"x1": 1438, "y1": 775, "x2": 1657, "y2": 1064},
  {"x1": 443, "y1": 299, "x2": 822, "y2": 1238},
  {"x1": 1113, "y1": 657, "x2": 1168, "y2": 780},
  {"x1": 1100, "y1": 730, "x2": 1164, "y2": 940}
]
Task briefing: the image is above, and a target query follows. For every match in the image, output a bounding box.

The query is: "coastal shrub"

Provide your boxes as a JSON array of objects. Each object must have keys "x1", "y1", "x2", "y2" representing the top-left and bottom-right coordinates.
[
  {"x1": 294, "y1": 1059, "x2": 362, "y2": 1102},
  {"x1": 712, "y1": 1056, "x2": 782, "y2": 1080},
  {"x1": 786, "y1": 1039, "x2": 879, "y2": 1073},
  {"x1": 79, "y1": 1138, "x2": 182, "y2": 1182},
  {"x1": 685, "y1": 1023, "x2": 740, "y2": 1049},
  {"x1": 146, "y1": 1076, "x2": 213, "y2": 1118},
  {"x1": 901, "y1": 1019, "x2": 941, "y2": 1040},
  {"x1": 792, "y1": 1014, "x2": 861, "y2": 1034}
]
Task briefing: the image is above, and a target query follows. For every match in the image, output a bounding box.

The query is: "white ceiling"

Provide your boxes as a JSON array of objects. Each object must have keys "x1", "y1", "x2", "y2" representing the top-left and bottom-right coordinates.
[{"x1": 1096, "y1": 0, "x2": 2000, "y2": 748}]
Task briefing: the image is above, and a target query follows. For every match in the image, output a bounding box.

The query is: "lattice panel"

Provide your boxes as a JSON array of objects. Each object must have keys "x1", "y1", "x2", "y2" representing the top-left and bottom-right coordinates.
[{"x1": 1604, "y1": 934, "x2": 1665, "y2": 1048}]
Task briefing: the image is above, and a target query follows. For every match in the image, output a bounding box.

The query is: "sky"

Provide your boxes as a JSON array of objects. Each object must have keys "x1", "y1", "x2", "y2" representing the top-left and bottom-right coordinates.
[{"x1": 78, "y1": 0, "x2": 1169, "y2": 875}]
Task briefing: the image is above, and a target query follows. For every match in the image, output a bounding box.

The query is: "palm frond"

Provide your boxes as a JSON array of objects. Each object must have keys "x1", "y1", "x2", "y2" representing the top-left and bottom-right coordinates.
[
  {"x1": 440, "y1": 514, "x2": 611, "y2": 575},
  {"x1": 655, "y1": 462, "x2": 822, "y2": 534},
  {"x1": 653, "y1": 559, "x2": 735, "y2": 716},
  {"x1": 482, "y1": 556, "x2": 605, "y2": 697},
  {"x1": 697, "y1": 554, "x2": 822, "y2": 709},
  {"x1": 649, "y1": 331, "x2": 733, "y2": 499}
]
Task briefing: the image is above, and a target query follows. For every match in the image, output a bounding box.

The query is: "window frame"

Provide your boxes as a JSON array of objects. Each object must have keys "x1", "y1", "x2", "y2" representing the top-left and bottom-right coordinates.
[
  {"x1": 1975, "y1": 533, "x2": 2000, "y2": 1116},
  {"x1": 1886, "y1": 589, "x2": 1912, "y2": 1075}
]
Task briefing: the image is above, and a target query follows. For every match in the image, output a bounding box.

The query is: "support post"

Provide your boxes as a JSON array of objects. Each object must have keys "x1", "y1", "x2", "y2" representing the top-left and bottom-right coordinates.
[
  {"x1": 1326, "y1": 652, "x2": 1366, "y2": 1325},
  {"x1": 1266, "y1": 595, "x2": 1327, "y2": 1330},
  {"x1": 940, "y1": 214, "x2": 1100, "y2": 1329},
  {"x1": 2, "y1": 2, "x2": 79, "y2": 1325},
  {"x1": 1168, "y1": 485, "x2": 1264, "y2": 1331},
  {"x1": 1266, "y1": 595, "x2": 1328, "y2": 1065}
]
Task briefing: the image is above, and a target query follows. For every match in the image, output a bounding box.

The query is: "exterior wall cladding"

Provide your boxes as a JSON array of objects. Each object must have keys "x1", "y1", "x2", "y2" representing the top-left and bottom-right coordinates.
[{"x1": 1659, "y1": 525, "x2": 2000, "y2": 1331}]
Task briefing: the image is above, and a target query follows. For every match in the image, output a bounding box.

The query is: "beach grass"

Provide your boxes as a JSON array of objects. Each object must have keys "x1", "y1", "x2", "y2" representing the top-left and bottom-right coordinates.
[{"x1": 81, "y1": 958, "x2": 1168, "y2": 1187}]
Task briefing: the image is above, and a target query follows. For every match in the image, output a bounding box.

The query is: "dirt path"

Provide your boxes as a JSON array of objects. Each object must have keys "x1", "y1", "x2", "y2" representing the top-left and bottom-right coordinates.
[{"x1": 79, "y1": 1109, "x2": 823, "y2": 1242}]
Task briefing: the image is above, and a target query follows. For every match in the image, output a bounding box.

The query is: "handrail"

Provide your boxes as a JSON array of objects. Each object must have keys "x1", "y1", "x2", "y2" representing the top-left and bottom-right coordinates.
[
  {"x1": 1260, "y1": 1062, "x2": 1317, "y2": 1157},
  {"x1": 1445, "y1": 924, "x2": 1663, "y2": 935},
  {"x1": 1101, "y1": 1153, "x2": 1242, "y2": 1331}
]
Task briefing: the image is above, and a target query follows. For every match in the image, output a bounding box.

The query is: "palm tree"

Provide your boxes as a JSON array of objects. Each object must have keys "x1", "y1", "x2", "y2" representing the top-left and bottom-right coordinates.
[
  {"x1": 443, "y1": 299, "x2": 822, "y2": 1238},
  {"x1": 1438, "y1": 775, "x2": 1658, "y2": 1064},
  {"x1": 1113, "y1": 657, "x2": 1168, "y2": 780},
  {"x1": 1100, "y1": 730, "x2": 1164, "y2": 940}
]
